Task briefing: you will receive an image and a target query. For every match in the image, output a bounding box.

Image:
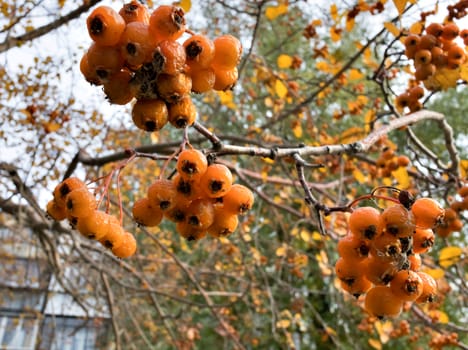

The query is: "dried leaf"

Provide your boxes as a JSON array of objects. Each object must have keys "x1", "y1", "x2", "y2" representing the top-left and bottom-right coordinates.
[
  {"x1": 265, "y1": 4, "x2": 288, "y2": 20},
  {"x1": 275, "y1": 79, "x2": 288, "y2": 98},
  {"x1": 277, "y1": 54, "x2": 293, "y2": 69},
  {"x1": 392, "y1": 0, "x2": 407, "y2": 15},
  {"x1": 439, "y1": 246, "x2": 463, "y2": 268},
  {"x1": 384, "y1": 22, "x2": 401, "y2": 37}
]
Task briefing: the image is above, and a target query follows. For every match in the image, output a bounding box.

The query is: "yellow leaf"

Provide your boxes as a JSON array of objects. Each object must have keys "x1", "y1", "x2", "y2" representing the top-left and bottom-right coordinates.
[
  {"x1": 277, "y1": 54, "x2": 293, "y2": 69},
  {"x1": 330, "y1": 4, "x2": 339, "y2": 21},
  {"x1": 292, "y1": 122, "x2": 302, "y2": 138},
  {"x1": 276, "y1": 319, "x2": 291, "y2": 329},
  {"x1": 459, "y1": 159, "x2": 468, "y2": 178},
  {"x1": 364, "y1": 110, "x2": 375, "y2": 133},
  {"x1": 459, "y1": 63, "x2": 468, "y2": 82},
  {"x1": 392, "y1": 166, "x2": 410, "y2": 189},
  {"x1": 349, "y1": 68, "x2": 364, "y2": 80},
  {"x1": 178, "y1": 0, "x2": 191, "y2": 12},
  {"x1": 423, "y1": 268, "x2": 445, "y2": 279},
  {"x1": 265, "y1": 4, "x2": 288, "y2": 20},
  {"x1": 275, "y1": 79, "x2": 288, "y2": 98},
  {"x1": 439, "y1": 246, "x2": 463, "y2": 268},
  {"x1": 368, "y1": 338, "x2": 382, "y2": 350},
  {"x1": 392, "y1": 0, "x2": 407, "y2": 15},
  {"x1": 346, "y1": 18, "x2": 355, "y2": 32},
  {"x1": 409, "y1": 21, "x2": 423, "y2": 34},
  {"x1": 384, "y1": 22, "x2": 401, "y2": 37},
  {"x1": 428, "y1": 310, "x2": 449, "y2": 324},
  {"x1": 276, "y1": 245, "x2": 287, "y2": 257},
  {"x1": 353, "y1": 169, "x2": 367, "y2": 184},
  {"x1": 330, "y1": 26, "x2": 341, "y2": 42},
  {"x1": 300, "y1": 229, "x2": 311, "y2": 242}
]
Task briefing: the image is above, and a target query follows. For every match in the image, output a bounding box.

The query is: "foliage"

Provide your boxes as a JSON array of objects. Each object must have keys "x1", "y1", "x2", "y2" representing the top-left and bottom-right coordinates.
[{"x1": 0, "y1": 1, "x2": 467, "y2": 349}]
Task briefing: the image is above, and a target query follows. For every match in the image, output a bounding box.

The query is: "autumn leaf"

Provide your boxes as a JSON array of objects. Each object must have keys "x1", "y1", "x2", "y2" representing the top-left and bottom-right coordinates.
[
  {"x1": 392, "y1": 166, "x2": 410, "y2": 189},
  {"x1": 178, "y1": 0, "x2": 191, "y2": 12},
  {"x1": 438, "y1": 246, "x2": 463, "y2": 268},
  {"x1": 265, "y1": 4, "x2": 288, "y2": 20},
  {"x1": 392, "y1": 0, "x2": 407, "y2": 15},
  {"x1": 423, "y1": 268, "x2": 445, "y2": 279},
  {"x1": 459, "y1": 159, "x2": 468, "y2": 178},
  {"x1": 275, "y1": 79, "x2": 288, "y2": 98},
  {"x1": 384, "y1": 22, "x2": 400, "y2": 37},
  {"x1": 368, "y1": 338, "x2": 382, "y2": 350},
  {"x1": 277, "y1": 54, "x2": 293, "y2": 69}
]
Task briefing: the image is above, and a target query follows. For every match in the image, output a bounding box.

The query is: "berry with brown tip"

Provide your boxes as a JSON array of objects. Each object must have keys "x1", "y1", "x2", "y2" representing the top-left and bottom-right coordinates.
[
  {"x1": 87, "y1": 5, "x2": 126, "y2": 46},
  {"x1": 348, "y1": 206, "x2": 381, "y2": 240}
]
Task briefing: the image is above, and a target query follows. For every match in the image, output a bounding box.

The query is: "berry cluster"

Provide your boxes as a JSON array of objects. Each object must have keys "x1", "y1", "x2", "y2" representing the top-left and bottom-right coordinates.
[
  {"x1": 429, "y1": 332, "x2": 459, "y2": 349},
  {"x1": 404, "y1": 22, "x2": 466, "y2": 86},
  {"x1": 80, "y1": 1, "x2": 242, "y2": 131},
  {"x1": 395, "y1": 85, "x2": 425, "y2": 114},
  {"x1": 46, "y1": 177, "x2": 137, "y2": 258},
  {"x1": 436, "y1": 184, "x2": 468, "y2": 238},
  {"x1": 132, "y1": 148, "x2": 254, "y2": 241},
  {"x1": 375, "y1": 147, "x2": 411, "y2": 177},
  {"x1": 335, "y1": 193, "x2": 444, "y2": 318}
]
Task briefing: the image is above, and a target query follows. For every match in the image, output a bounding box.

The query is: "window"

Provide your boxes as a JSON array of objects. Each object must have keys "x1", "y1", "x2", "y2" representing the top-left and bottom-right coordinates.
[{"x1": 0, "y1": 315, "x2": 39, "y2": 350}]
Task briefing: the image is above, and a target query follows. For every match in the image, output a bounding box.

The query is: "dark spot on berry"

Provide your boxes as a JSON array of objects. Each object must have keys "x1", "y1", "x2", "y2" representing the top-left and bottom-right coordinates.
[
  {"x1": 399, "y1": 190, "x2": 415, "y2": 209},
  {"x1": 96, "y1": 69, "x2": 109, "y2": 79},
  {"x1": 382, "y1": 274, "x2": 394, "y2": 284},
  {"x1": 387, "y1": 245, "x2": 399, "y2": 256},
  {"x1": 145, "y1": 120, "x2": 157, "y2": 131},
  {"x1": 90, "y1": 17, "x2": 104, "y2": 35},
  {"x1": 172, "y1": 210, "x2": 186, "y2": 222},
  {"x1": 358, "y1": 244, "x2": 369, "y2": 257},
  {"x1": 209, "y1": 180, "x2": 223, "y2": 193},
  {"x1": 388, "y1": 226, "x2": 399, "y2": 235},
  {"x1": 104, "y1": 240, "x2": 113, "y2": 248},
  {"x1": 60, "y1": 184, "x2": 71, "y2": 198},
  {"x1": 160, "y1": 200, "x2": 171, "y2": 210},
  {"x1": 173, "y1": 9, "x2": 186, "y2": 27},
  {"x1": 177, "y1": 180, "x2": 192, "y2": 196},
  {"x1": 126, "y1": 43, "x2": 137, "y2": 56},
  {"x1": 364, "y1": 225, "x2": 377, "y2": 240},
  {"x1": 175, "y1": 117, "x2": 188, "y2": 128},
  {"x1": 181, "y1": 160, "x2": 197, "y2": 175},
  {"x1": 187, "y1": 235, "x2": 195, "y2": 241},
  {"x1": 66, "y1": 199, "x2": 74, "y2": 210},
  {"x1": 185, "y1": 41, "x2": 202, "y2": 60},
  {"x1": 188, "y1": 216, "x2": 199, "y2": 226}
]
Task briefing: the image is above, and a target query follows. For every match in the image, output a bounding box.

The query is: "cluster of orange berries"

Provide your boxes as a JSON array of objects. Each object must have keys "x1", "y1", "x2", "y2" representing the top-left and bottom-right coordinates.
[
  {"x1": 45, "y1": 177, "x2": 136, "y2": 258},
  {"x1": 395, "y1": 84, "x2": 425, "y2": 114},
  {"x1": 404, "y1": 22, "x2": 467, "y2": 83},
  {"x1": 132, "y1": 148, "x2": 254, "y2": 241},
  {"x1": 335, "y1": 191, "x2": 444, "y2": 318},
  {"x1": 80, "y1": 1, "x2": 242, "y2": 131},
  {"x1": 436, "y1": 184, "x2": 468, "y2": 238},
  {"x1": 375, "y1": 147, "x2": 411, "y2": 177},
  {"x1": 429, "y1": 332, "x2": 459, "y2": 349}
]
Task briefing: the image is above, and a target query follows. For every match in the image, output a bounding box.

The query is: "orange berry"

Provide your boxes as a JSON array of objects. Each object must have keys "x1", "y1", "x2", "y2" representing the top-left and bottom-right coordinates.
[
  {"x1": 396, "y1": 92, "x2": 411, "y2": 109},
  {"x1": 378, "y1": 204, "x2": 415, "y2": 238},
  {"x1": 370, "y1": 232, "x2": 403, "y2": 261},
  {"x1": 339, "y1": 275, "x2": 372, "y2": 298},
  {"x1": 414, "y1": 63, "x2": 435, "y2": 81},
  {"x1": 189, "y1": 67, "x2": 215, "y2": 93},
  {"x1": 414, "y1": 49, "x2": 432, "y2": 65},
  {"x1": 147, "y1": 179, "x2": 178, "y2": 212},
  {"x1": 112, "y1": 231, "x2": 137, "y2": 258},
  {"x1": 167, "y1": 94, "x2": 197, "y2": 128},
  {"x1": 335, "y1": 257, "x2": 366, "y2": 286},
  {"x1": 119, "y1": 22, "x2": 155, "y2": 70},
  {"x1": 408, "y1": 86, "x2": 424, "y2": 100},
  {"x1": 448, "y1": 218, "x2": 463, "y2": 232},
  {"x1": 87, "y1": 5, "x2": 126, "y2": 46},
  {"x1": 431, "y1": 46, "x2": 448, "y2": 68},
  {"x1": 412, "y1": 228, "x2": 435, "y2": 254},
  {"x1": 154, "y1": 40, "x2": 186, "y2": 75},
  {"x1": 390, "y1": 270, "x2": 423, "y2": 302},
  {"x1": 103, "y1": 69, "x2": 137, "y2": 105},
  {"x1": 460, "y1": 29, "x2": 468, "y2": 39},
  {"x1": 415, "y1": 272, "x2": 437, "y2": 303},
  {"x1": 364, "y1": 255, "x2": 399, "y2": 285},
  {"x1": 458, "y1": 185, "x2": 468, "y2": 197},
  {"x1": 212, "y1": 66, "x2": 238, "y2": 91},
  {"x1": 156, "y1": 73, "x2": 192, "y2": 104},
  {"x1": 76, "y1": 210, "x2": 118, "y2": 240},
  {"x1": 408, "y1": 253, "x2": 422, "y2": 271},
  {"x1": 348, "y1": 206, "x2": 381, "y2": 240},
  {"x1": 447, "y1": 45, "x2": 466, "y2": 62},
  {"x1": 404, "y1": 34, "x2": 420, "y2": 49},
  {"x1": 80, "y1": 52, "x2": 102, "y2": 85},
  {"x1": 119, "y1": 1, "x2": 150, "y2": 24},
  {"x1": 411, "y1": 197, "x2": 444, "y2": 229},
  {"x1": 200, "y1": 164, "x2": 233, "y2": 198},
  {"x1": 211, "y1": 35, "x2": 242, "y2": 69},
  {"x1": 99, "y1": 221, "x2": 125, "y2": 249},
  {"x1": 46, "y1": 199, "x2": 67, "y2": 221},
  {"x1": 222, "y1": 184, "x2": 255, "y2": 215},
  {"x1": 132, "y1": 197, "x2": 163, "y2": 227},
  {"x1": 66, "y1": 188, "x2": 96, "y2": 218},
  {"x1": 149, "y1": 5, "x2": 186, "y2": 44},
  {"x1": 86, "y1": 43, "x2": 124, "y2": 83},
  {"x1": 364, "y1": 286, "x2": 403, "y2": 318},
  {"x1": 176, "y1": 221, "x2": 206, "y2": 241},
  {"x1": 441, "y1": 22, "x2": 459, "y2": 41},
  {"x1": 177, "y1": 149, "x2": 208, "y2": 180},
  {"x1": 207, "y1": 212, "x2": 239, "y2": 238},
  {"x1": 164, "y1": 199, "x2": 190, "y2": 223},
  {"x1": 184, "y1": 34, "x2": 215, "y2": 69},
  {"x1": 396, "y1": 155, "x2": 410, "y2": 167},
  {"x1": 131, "y1": 98, "x2": 168, "y2": 132},
  {"x1": 417, "y1": 34, "x2": 438, "y2": 50},
  {"x1": 185, "y1": 198, "x2": 215, "y2": 230},
  {"x1": 426, "y1": 23, "x2": 444, "y2": 37},
  {"x1": 53, "y1": 177, "x2": 86, "y2": 207},
  {"x1": 172, "y1": 173, "x2": 202, "y2": 202},
  {"x1": 337, "y1": 234, "x2": 369, "y2": 262}
]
